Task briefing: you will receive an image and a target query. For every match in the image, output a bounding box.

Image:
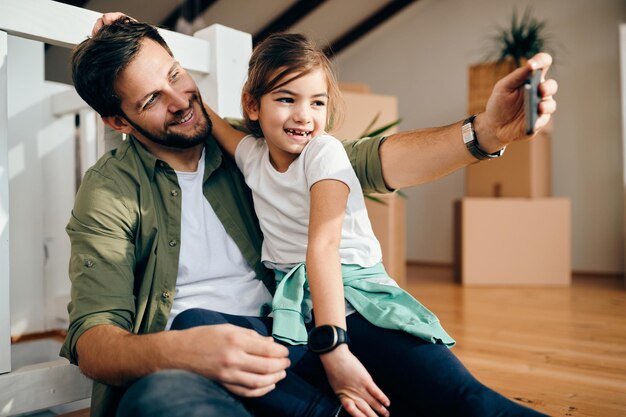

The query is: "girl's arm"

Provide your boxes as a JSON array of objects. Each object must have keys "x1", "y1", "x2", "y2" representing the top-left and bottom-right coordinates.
[
  {"x1": 307, "y1": 179, "x2": 348, "y2": 329},
  {"x1": 204, "y1": 103, "x2": 246, "y2": 157},
  {"x1": 307, "y1": 179, "x2": 390, "y2": 417}
]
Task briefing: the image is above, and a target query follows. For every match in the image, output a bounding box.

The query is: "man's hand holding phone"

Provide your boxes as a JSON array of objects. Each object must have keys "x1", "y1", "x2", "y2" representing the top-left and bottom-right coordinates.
[
  {"x1": 480, "y1": 53, "x2": 558, "y2": 153},
  {"x1": 524, "y1": 69, "x2": 542, "y2": 135}
]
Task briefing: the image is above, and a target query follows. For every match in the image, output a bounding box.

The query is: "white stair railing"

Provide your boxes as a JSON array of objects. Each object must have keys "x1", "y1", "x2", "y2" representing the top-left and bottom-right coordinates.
[{"x1": 0, "y1": 0, "x2": 251, "y2": 414}]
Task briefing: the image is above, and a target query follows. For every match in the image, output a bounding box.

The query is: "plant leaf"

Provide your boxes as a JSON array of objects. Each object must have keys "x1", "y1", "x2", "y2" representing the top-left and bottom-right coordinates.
[
  {"x1": 395, "y1": 190, "x2": 408, "y2": 199},
  {"x1": 365, "y1": 119, "x2": 402, "y2": 138},
  {"x1": 364, "y1": 194, "x2": 387, "y2": 205},
  {"x1": 360, "y1": 112, "x2": 381, "y2": 138},
  {"x1": 491, "y1": 6, "x2": 552, "y2": 67}
]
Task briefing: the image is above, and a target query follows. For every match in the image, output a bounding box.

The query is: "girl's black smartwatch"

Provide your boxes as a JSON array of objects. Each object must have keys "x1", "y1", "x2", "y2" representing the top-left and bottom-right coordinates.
[{"x1": 307, "y1": 325, "x2": 349, "y2": 354}]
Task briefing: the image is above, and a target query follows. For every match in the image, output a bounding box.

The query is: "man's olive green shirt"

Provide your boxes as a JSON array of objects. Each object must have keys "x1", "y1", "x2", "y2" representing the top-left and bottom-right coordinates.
[{"x1": 60, "y1": 133, "x2": 390, "y2": 417}]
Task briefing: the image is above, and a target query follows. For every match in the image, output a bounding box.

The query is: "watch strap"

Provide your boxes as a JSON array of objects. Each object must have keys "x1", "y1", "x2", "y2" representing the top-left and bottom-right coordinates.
[
  {"x1": 308, "y1": 325, "x2": 349, "y2": 354},
  {"x1": 462, "y1": 115, "x2": 505, "y2": 160}
]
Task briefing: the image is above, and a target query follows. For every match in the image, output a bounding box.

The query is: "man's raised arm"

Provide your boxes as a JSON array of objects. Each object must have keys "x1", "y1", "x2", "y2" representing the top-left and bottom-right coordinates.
[{"x1": 378, "y1": 53, "x2": 557, "y2": 190}]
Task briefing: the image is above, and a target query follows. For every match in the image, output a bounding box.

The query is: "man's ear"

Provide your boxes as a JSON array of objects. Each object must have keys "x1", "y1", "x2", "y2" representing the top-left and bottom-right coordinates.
[
  {"x1": 101, "y1": 115, "x2": 133, "y2": 134},
  {"x1": 242, "y1": 93, "x2": 259, "y2": 121}
]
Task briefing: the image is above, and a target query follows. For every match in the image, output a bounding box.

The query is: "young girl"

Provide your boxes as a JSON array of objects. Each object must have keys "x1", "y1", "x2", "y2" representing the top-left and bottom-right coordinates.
[
  {"x1": 237, "y1": 32, "x2": 456, "y2": 413},
  {"x1": 172, "y1": 32, "x2": 548, "y2": 417}
]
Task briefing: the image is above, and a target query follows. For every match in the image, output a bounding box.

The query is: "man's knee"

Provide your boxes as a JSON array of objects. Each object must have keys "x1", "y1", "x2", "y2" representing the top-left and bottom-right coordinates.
[
  {"x1": 117, "y1": 370, "x2": 251, "y2": 417},
  {"x1": 171, "y1": 308, "x2": 272, "y2": 338}
]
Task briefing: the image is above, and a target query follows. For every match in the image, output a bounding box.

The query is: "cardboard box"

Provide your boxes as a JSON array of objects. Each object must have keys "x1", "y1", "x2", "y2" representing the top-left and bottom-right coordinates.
[
  {"x1": 331, "y1": 89, "x2": 399, "y2": 140},
  {"x1": 455, "y1": 198, "x2": 571, "y2": 286},
  {"x1": 365, "y1": 193, "x2": 406, "y2": 288},
  {"x1": 466, "y1": 61, "x2": 552, "y2": 198},
  {"x1": 465, "y1": 131, "x2": 552, "y2": 197},
  {"x1": 331, "y1": 87, "x2": 406, "y2": 286},
  {"x1": 468, "y1": 60, "x2": 517, "y2": 116}
]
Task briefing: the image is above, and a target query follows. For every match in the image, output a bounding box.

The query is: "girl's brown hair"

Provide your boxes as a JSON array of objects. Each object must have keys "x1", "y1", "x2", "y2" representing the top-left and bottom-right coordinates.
[{"x1": 242, "y1": 33, "x2": 343, "y2": 137}]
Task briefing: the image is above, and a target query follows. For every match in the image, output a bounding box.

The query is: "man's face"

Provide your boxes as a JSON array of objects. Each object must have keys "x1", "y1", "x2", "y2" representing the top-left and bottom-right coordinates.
[{"x1": 114, "y1": 39, "x2": 211, "y2": 149}]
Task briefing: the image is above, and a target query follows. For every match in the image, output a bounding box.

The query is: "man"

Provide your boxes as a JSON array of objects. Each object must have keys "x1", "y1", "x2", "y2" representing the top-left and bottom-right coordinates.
[{"x1": 62, "y1": 14, "x2": 557, "y2": 417}]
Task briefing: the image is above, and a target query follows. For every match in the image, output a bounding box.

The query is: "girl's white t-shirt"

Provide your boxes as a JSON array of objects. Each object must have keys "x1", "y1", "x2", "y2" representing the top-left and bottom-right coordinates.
[
  {"x1": 167, "y1": 150, "x2": 273, "y2": 328},
  {"x1": 235, "y1": 134, "x2": 382, "y2": 271}
]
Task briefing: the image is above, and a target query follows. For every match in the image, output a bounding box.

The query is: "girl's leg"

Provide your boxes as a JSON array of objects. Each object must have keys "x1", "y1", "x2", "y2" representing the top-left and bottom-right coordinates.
[
  {"x1": 171, "y1": 308, "x2": 342, "y2": 417},
  {"x1": 345, "y1": 313, "x2": 548, "y2": 417}
]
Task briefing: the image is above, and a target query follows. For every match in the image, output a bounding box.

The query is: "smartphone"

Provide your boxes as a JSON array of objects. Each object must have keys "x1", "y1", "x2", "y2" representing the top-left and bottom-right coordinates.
[{"x1": 524, "y1": 69, "x2": 542, "y2": 135}]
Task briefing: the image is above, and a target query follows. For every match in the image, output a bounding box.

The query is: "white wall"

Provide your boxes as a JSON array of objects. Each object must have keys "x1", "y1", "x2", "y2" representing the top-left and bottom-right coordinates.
[{"x1": 336, "y1": 0, "x2": 626, "y2": 274}]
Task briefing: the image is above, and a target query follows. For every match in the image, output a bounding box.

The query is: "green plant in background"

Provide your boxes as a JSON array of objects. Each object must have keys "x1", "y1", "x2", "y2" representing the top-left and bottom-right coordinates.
[
  {"x1": 361, "y1": 112, "x2": 402, "y2": 139},
  {"x1": 490, "y1": 7, "x2": 552, "y2": 67}
]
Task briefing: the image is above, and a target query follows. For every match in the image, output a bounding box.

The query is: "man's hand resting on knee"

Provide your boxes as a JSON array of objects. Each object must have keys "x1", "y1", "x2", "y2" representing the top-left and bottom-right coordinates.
[
  {"x1": 76, "y1": 323, "x2": 290, "y2": 397},
  {"x1": 182, "y1": 324, "x2": 290, "y2": 397}
]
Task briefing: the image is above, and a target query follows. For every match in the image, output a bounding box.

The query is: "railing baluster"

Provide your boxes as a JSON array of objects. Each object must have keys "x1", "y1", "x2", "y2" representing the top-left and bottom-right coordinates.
[{"x1": 0, "y1": 29, "x2": 11, "y2": 375}]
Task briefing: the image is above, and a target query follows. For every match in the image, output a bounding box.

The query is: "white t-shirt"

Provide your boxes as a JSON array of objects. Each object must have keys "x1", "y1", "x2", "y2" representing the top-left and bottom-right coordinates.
[
  {"x1": 167, "y1": 150, "x2": 273, "y2": 328},
  {"x1": 235, "y1": 134, "x2": 382, "y2": 271}
]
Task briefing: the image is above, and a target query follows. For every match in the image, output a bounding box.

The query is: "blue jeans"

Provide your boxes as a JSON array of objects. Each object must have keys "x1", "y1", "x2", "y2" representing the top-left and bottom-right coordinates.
[
  {"x1": 116, "y1": 369, "x2": 253, "y2": 417},
  {"x1": 169, "y1": 309, "x2": 342, "y2": 417},
  {"x1": 118, "y1": 309, "x2": 548, "y2": 417}
]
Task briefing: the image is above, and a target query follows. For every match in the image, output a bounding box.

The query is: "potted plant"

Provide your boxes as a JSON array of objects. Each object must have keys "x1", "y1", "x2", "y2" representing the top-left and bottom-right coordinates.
[
  {"x1": 466, "y1": 7, "x2": 554, "y2": 199},
  {"x1": 490, "y1": 7, "x2": 552, "y2": 68},
  {"x1": 469, "y1": 7, "x2": 552, "y2": 116}
]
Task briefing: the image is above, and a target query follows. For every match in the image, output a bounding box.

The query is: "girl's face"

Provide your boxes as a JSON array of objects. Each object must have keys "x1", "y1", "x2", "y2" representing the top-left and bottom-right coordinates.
[{"x1": 248, "y1": 68, "x2": 329, "y2": 171}]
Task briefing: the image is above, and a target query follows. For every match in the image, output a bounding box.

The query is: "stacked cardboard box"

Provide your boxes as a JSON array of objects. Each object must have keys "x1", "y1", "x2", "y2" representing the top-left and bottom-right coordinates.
[
  {"x1": 364, "y1": 193, "x2": 406, "y2": 288},
  {"x1": 466, "y1": 60, "x2": 552, "y2": 198},
  {"x1": 332, "y1": 85, "x2": 406, "y2": 287},
  {"x1": 457, "y1": 62, "x2": 570, "y2": 286},
  {"x1": 455, "y1": 198, "x2": 570, "y2": 285},
  {"x1": 465, "y1": 131, "x2": 552, "y2": 198}
]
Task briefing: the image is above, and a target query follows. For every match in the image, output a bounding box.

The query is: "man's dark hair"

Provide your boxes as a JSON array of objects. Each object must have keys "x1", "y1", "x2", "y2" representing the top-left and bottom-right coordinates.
[{"x1": 72, "y1": 17, "x2": 172, "y2": 117}]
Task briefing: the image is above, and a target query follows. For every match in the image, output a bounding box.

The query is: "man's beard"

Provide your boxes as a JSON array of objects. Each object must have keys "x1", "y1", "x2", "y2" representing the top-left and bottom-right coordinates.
[{"x1": 123, "y1": 92, "x2": 212, "y2": 149}]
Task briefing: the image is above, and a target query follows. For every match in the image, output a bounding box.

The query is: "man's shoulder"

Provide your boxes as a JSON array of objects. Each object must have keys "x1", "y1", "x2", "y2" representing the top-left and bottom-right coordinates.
[
  {"x1": 85, "y1": 139, "x2": 141, "y2": 182},
  {"x1": 78, "y1": 139, "x2": 144, "y2": 204}
]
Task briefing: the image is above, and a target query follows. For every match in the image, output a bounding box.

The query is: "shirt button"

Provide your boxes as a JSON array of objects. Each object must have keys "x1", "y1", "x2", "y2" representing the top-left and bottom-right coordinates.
[
  {"x1": 169, "y1": 240, "x2": 177, "y2": 247},
  {"x1": 162, "y1": 291, "x2": 170, "y2": 299},
  {"x1": 170, "y1": 189, "x2": 179, "y2": 197},
  {"x1": 84, "y1": 260, "x2": 94, "y2": 268}
]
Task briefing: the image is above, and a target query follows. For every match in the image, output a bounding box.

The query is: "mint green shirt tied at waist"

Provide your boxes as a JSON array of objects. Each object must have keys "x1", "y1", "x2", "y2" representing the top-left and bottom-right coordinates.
[{"x1": 269, "y1": 262, "x2": 455, "y2": 347}]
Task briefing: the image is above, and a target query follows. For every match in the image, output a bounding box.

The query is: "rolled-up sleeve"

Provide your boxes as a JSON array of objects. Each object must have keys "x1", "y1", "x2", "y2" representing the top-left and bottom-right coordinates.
[
  {"x1": 60, "y1": 169, "x2": 137, "y2": 365},
  {"x1": 342, "y1": 136, "x2": 394, "y2": 195}
]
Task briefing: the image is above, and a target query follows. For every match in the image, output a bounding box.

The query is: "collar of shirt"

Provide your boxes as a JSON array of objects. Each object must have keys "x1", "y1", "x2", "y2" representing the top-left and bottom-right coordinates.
[{"x1": 127, "y1": 134, "x2": 223, "y2": 182}]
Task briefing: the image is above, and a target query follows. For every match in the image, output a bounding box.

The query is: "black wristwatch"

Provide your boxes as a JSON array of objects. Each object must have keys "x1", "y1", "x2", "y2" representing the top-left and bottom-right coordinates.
[
  {"x1": 307, "y1": 325, "x2": 349, "y2": 354},
  {"x1": 462, "y1": 115, "x2": 505, "y2": 160}
]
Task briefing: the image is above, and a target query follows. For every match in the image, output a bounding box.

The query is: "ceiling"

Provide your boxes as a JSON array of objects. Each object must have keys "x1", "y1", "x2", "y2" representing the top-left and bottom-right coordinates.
[{"x1": 46, "y1": 0, "x2": 418, "y2": 84}]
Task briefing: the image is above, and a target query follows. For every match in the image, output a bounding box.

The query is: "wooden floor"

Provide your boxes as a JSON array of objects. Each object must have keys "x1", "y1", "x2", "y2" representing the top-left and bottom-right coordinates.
[
  {"x1": 404, "y1": 264, "x2": 626, "y2": 417},
  {"x1": 56, "y1": 265, "x2": 625, "y2": 417}
]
